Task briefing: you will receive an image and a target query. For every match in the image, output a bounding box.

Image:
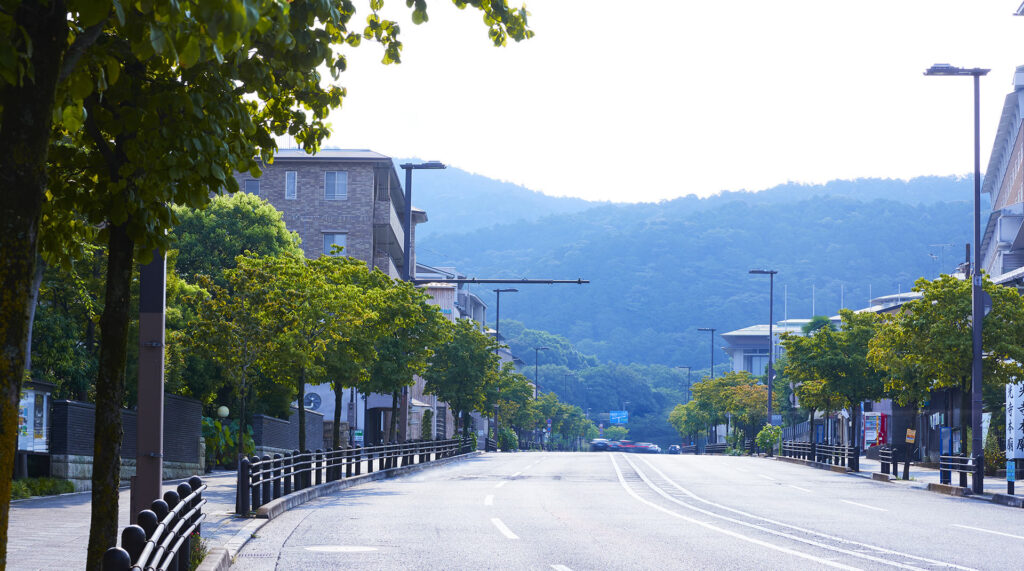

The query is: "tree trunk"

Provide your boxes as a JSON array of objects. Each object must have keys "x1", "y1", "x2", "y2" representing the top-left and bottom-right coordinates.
[
  {"x1": 297, "y1": 368, "x2": 306, "y2": 452},
  {"x1": 87, "y1": 223, "x2": 134, "y2": 570},
  {"x1": 333, "y1": 385, "x2": 343, "y2": 449},
  {"x1": 0, "y1": 2, "x2": 68, "y2": 564},
  {"x1": 388, "y1": 390, "x2": 399, "y2": 443}
]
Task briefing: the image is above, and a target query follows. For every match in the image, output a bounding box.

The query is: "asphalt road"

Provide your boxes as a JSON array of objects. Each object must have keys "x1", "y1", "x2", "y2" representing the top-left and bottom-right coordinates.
[{"x1": 232, "y1": 452, "x2": 1024, "y2": 570}]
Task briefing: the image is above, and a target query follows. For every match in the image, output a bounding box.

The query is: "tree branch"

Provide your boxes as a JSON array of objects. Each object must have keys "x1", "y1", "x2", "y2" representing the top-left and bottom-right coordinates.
[{"x1": 58, "y1": 22, "x2": 105, "y2": 84}]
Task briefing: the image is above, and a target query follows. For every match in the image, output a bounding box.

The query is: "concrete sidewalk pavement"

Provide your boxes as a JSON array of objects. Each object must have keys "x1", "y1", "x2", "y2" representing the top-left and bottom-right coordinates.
[{"x1": 6, "y1": 469, "x2": 243, "y2": 570}]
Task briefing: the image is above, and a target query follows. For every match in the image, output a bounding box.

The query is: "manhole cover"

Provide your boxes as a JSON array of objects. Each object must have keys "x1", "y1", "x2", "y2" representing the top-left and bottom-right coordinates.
[{"x1": 305, "y1": 546, "x2": 379, "y2": 553}]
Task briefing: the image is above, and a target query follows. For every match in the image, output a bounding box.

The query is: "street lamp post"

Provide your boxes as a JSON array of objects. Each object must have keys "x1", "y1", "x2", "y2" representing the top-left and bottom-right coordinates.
[
  {"x1": 697, "y1": 328, "x2": 716, "y2": 378},
  {"x1": 749, "y1": 269, "x2": 778, "y2": 424},
  {"x1": 400, "y1": 161, "x2": 446, "y2": 282},
  {"x1": 533, "y1": 346, "x2": 549, "y2": 399},
  {"x1": 492, "y1": 288, "x2": 518, "y2": 342},
  {"x1": 924, "y1": 63, "x2": 988, "y2": 494}
]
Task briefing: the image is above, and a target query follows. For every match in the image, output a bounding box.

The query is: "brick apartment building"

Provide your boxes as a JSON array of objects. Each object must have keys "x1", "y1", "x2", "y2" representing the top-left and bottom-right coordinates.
[{"x1": 232, "y1": 148, "x2": 422, "y2": 278}]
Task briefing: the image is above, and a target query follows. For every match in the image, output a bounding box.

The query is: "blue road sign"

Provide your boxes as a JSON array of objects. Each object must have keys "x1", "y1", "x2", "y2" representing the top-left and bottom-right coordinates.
[{"x1": 610, "y1": 410, "x2": 628, "y2": 424}]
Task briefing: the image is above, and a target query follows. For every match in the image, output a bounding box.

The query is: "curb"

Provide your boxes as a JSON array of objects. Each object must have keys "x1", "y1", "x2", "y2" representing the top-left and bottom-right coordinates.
[
  {"x1": 871, "y1": 472, "x2": 892, "y2": 482},
  {"x1": 196, "y1": 451, "x2": 482, "y2": 568},
  {"x1": 774, "y1": 455, "x2": 851, "y2": 473},
  {"x1": 927, "y1": 482, "x2": 970, "y2": 497}
]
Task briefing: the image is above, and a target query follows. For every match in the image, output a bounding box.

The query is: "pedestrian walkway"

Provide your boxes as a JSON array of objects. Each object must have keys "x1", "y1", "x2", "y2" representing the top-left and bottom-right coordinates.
[
  {"x1": 6, "y1": 470, "x2": 242, "y2": 570},
  {"x1": 853, "y1": 456, "x2": 1017, "y2": 497}
]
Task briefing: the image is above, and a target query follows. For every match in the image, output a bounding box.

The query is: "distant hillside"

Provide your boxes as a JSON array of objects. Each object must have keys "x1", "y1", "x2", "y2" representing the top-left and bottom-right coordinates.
[
  {"x1": 418, "y1": 175, "x2": 975, "y2": 369},
  {"x1": 397, "y1": 159, "x2": 603, "y2": 239}
]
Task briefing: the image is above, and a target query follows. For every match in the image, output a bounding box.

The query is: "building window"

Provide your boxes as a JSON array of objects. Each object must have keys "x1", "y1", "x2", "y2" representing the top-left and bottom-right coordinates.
[
  {"x1": 244, "y1": 179, "x2": 260, "y2": 196},
  {"x1": 325, "y1": 171, "x2": 348, "y2": 200},
  {"x1": 285, "y1": 171, "x2": 297, "y2": 200},
  {"x1": 323, "y1": 233, "x2": 347, "y2": 256}
]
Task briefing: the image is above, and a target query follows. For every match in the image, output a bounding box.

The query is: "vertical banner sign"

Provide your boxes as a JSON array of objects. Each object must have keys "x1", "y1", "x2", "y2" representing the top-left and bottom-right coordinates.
[{"x1": 1006, "y1": 381, "x2": 1024, "y2": 460}]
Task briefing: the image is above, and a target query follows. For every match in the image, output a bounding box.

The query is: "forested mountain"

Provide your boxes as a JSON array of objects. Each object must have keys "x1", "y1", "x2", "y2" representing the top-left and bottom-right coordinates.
[{"x1": 417, "y1": 175, "x2": 975, "y2": 371}]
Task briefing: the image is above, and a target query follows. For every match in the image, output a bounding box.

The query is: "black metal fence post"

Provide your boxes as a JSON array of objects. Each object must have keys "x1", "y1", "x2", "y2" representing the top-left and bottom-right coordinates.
[
  {"x1": 273, "y1": 453, "x2": 282, "y2": 500},
  {"x1": 250, "y1": 455, "x2": 261, "y2": 510},
  {"x1": 238, "y1": 457, "x2": 251, "y2": 515},
  {"x1": 315, "y1": 449, "x2": 323, "y2": 485}
]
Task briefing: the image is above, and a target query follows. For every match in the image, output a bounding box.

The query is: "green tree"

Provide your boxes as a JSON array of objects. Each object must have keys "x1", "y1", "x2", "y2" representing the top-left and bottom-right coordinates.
[
  {"x1": 187, "y1": 254, "x2": 293, "y2": 471},
  {"x1": 361, "y1": 281, "x2": 450, "y2": 443},
  {"x1": 604, "y1": 425, "x2": 629, "y2": 440},
  {"x1": 172, "y1": 193, "x2": 302, "y2": 287},
  {"x1": 868, "y1": 275, "x2": 1024, "y2": 452},
  {"x1": 424, "y1": 319, "x2": 500, "y2": 437}
]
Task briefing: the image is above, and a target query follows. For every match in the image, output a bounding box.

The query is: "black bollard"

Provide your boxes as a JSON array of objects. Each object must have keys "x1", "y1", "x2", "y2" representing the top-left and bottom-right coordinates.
[
  {"x1": 238, "y1": 457, "x2": 251, "y2": 515},
  {"x1": 121, "y1": 524, "x2": 148, "y2": 563},
  {"x1": 316, "y1": 449, "x2": 323, "y2": 486},
  {"x1": 102, "y1": 546, "x2": 132, "y2": 571}
]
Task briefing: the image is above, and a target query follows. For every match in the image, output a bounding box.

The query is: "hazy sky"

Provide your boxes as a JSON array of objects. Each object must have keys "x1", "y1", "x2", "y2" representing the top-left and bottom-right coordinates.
[{"x1": 321, "y1": 1, "x2": 1024, "y2": 203}]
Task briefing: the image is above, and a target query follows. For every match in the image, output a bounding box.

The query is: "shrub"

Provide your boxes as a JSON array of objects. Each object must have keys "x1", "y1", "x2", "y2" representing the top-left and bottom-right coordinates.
[
  {"x1": 984, "y1": 428, "x2": 1006, "y2": 476},
  {"x1": 10, "y1": 480, "x2": 30, "y2": 500},
  {"x1": 756, "y1": 424, "x2": 783, "y2": 453},
  {"x1": 497, "y1": 427, "x2": 518, "y2": 451},
  {"x1": 189, "y1": 533, "x2": 208, "y2": 571},
  {"x1": 202, "y1": 417, "x2": 254, "y2": 468},
  {"x1": 10, "y1": 477, "x2": 74, "y2": 499},
  {"x1": 420, "y1": 409, "x2": 434, "y2": 440}
]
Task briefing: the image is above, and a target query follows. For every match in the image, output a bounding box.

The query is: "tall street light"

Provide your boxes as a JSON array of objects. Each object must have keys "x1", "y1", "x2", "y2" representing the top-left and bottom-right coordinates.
[
  {"x1": 924, "y1": 63, "x2": 988, "y2": 494},
  {"x1": 697, "y1": 328, "x2": 716, "y2": 378},
  {"x1": 533, "y1": 346, "x2": 549, "y2": 399},
  {"x1": 749, "y1": 269, "x2": 778, "y2": 424},
  {"x1": 492, "y1": 288, "x2": 518, "y2": 342},
  {"x1": 400, "y1": 161, "x2": 446, "y2": 282}
]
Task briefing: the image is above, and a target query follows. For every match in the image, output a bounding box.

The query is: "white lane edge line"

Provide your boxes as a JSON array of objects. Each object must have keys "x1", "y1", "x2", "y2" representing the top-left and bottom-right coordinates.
[
  {"x1": 494, "y1": 481, "x2": 507, "y2": 489},
  {"x1": 484, "y1": 494, "x2": 494, "y2": 506},
  {"x1": 512, "y1": 471, "x2": 523, "y2": 477},
  {"x1": 758, "y1": 474, "x2": 777, "y2": 481},
  {"x1": 551, "y1": 565, "x2": 572, "y2": 571},
  {"x1": 491, "y1": 518, "x2": 519, "y2": 540},
  {"x1": 634, "y1": 456, "x2": 970, "y2": 571},
  {"x1": 952, "y1": 524, "x2": 1024, "y2": 540},
  {"x1": 787, "y1": 485, "x2": 813, "y2": 493},
  {"x1": 840, "y1": 499, "x2": 888, "y2": 512},
  {"x1": 608, "y1": 455, "x2": 860, "y2": 571}
]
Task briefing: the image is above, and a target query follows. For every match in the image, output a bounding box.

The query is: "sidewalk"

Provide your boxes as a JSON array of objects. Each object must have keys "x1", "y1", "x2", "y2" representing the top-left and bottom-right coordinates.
[
  {"x1": 785, "y1": 455, "x2": 1023, "y2": 504},
  {"x1": 6, "y1": 470, "x2": 244, "y2": 570}
]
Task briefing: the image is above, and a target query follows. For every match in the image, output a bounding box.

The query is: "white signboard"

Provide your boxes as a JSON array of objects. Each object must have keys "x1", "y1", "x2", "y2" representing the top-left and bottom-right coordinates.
[{"x1": 1006, "y1": 381, "x2": 1024, "y2": 459}]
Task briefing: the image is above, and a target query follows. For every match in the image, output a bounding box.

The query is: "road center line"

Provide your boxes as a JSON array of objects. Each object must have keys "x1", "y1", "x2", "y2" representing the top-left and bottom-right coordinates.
[
  {"x1": 952, "y1": 524, "x2": 1024, "y2": 540},
  {"x1": 551, "y1": 565, "x2": 573, "y2": 571},
  {"x1": 787, "y1": 485, "x2": 813, "y2": 493},
  {"x1": 632, "y1": 456, "x2": 973, "y2": 571},
  {"x1": 609, "y1": 455, "x2": 859, "y2": 570},
  {"x1": 758, "y1": 474, "x2": 777, "y2": 481},
  {"x1": 491, "y1": 518, "x2": 519, "y2": 540},
  {"x1": 484, "y1": 494, "x2": 494, "y2": 506},
  {"x1": 512, "y1": 471, "x2": 523, "y2": 477},
  {"x1": 840, "y1": 500, "x2": 887, "y2": 512}
]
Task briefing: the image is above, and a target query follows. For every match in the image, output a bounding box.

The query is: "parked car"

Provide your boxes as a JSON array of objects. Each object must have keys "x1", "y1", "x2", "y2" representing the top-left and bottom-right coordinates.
[
  {"x1": 668, "y1": 444, "x2": 682, "y2": 454},
  {"x1": 589, "y1": 438, "x2": 610, "y2": 451}
]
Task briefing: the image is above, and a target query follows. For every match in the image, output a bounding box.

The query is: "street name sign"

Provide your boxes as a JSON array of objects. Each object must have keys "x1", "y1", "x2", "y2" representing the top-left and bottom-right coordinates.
[
  {"x1": 1006, "y1": 380, "x2": 1024, "y2": 459},
  {"x1": 609, "y1": 410, "x2": 628, "y2": 424}
]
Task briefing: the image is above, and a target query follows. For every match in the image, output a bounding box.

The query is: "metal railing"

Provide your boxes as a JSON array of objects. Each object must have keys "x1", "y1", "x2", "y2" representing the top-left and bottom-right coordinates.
[
  {"x1": 704, "y1": 443, "x2": 727, "y2": 454},
  {"x1": 939, "y1": 454, "x2": 976, "y2": 488},
  {"x1": 781, "y1": 440, "x2": 859, "y2": 471},
  {"x1": 237, "y1": 438, "x2": 472, "y2": 515},
  {"x1": 679, "y1": 444, "x2": 697, "y2": 454},
  {"x1": 103, "y1": 476, "x2": 207, "y2": 571}
]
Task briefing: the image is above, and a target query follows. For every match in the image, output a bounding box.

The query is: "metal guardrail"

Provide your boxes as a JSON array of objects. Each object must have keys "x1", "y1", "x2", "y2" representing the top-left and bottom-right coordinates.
[
  {"x1": 781, "y1": 440, "x2": 859, "y2": 472},
  {"x1": 704, "y1": 443, "x2": 727, "y2": 454},
  {"x1": 679, "y1": 445, "x2": 697, "y2": 454},
  {"x1": 102, "y1": 476, "x2": 207, "y2": 571},
  {"x1": 939, "y1": 454, "x2": 976, "y2": 488},
  {"x1": 237, "y1": 438, "x2": 472, "y2": 515}
]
